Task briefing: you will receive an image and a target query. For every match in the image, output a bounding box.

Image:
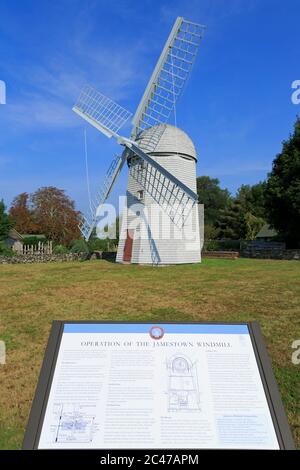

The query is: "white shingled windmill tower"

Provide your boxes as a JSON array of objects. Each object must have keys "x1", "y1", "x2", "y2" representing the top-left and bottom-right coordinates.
[{"x1": 73, "y1": 17, "x2": 205, "y2": 265}]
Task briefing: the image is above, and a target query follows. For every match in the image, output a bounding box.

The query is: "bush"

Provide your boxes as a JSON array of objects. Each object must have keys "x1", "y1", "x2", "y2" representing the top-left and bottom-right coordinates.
[
  {"x1": 0, "y1": 241, "x2": 14, "y2": 257},
  {"x1": 204, "y1": 240, "x2": 220, "y2": 251},
  {"x1": 22, "y1": 235, "x2": 46, "y2": 246},
  {"x1": 70, "y1": 239, "x2": 90, "y2": 254},
  {"x1": 53, "y1": 244, "x2": 69, "y2": 254},
  {"x1": 88, "y1": 237, "x2": 117, "y2": 252},
  {"x1": 219, "y1": 239, "x2": 241, "y2": 251},
  {"x1": 203, "y1": 239, "x2": 241, "y2": 252},
  {"x1": 204, "y1": 224, "x2": 220, "y2": 240}
]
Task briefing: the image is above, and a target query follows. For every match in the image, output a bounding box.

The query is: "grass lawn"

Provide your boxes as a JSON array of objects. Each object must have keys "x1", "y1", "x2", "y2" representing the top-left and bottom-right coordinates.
[{"x1": 0, "y1": 258, "x2": 299, "y2": 449}]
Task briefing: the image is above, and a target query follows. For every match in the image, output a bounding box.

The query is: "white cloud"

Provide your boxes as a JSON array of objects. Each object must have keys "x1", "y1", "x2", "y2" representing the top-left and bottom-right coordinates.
[
  {"x1": 0, "y1": 16, "x2": 153, "y2": 132},
  {"x1": 2, "y1": 94, "x2": 78, "y2": 130}
]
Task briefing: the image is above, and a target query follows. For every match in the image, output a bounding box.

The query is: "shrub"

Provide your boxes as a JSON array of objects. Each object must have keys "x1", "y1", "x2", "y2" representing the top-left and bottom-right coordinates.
[
  {"x1": 0, "y1": 241, "x2": 14, "y2": 257},
  {"x1": 88, "y1": 237, "x2": 116, "y2": 252},
  {"x1": 204, "y1": 240, "x2": 220, "y2": 251},
  {"x1": 22, "y1": 235, "x2": 46, "y2": 246},
  {"x1": 53, "y1": 244, "x2": 69, "y2": 254},
  {"x1": 203, "y1": 239, "x2": 241, "y2": 252},
  {"x1": 70, "y1": 239, "x2": 90, "y2": 254},
  {"x1": 204, "y1": 224, "x2": 220, "y2": 240}
]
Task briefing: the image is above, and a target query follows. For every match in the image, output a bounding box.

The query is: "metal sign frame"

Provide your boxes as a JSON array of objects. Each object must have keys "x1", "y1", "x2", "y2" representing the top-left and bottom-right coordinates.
[{"x1": 22, "y1": 321, "x2": 295, "y2": 450}]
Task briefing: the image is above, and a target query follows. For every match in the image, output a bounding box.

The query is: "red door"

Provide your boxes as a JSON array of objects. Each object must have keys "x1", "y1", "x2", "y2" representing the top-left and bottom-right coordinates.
[{"x1": 123, "y1": 230, "x2": 134, "y2": 262}]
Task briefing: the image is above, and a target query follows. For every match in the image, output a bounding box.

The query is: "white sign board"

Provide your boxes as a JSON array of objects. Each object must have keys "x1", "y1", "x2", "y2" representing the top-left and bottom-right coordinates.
[{"x1": 37, "y1": 323, "x2": 280, "y2": 449}]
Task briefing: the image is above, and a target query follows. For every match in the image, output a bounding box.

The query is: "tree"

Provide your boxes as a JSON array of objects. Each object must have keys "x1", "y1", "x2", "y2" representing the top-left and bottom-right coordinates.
[
  {"x1": 264, "y1": 117, "x2": 300, "y2": 247},
  {"x1": 31, "y1": 187, "x2": 81, "y2": 245},
  {"x1": 87, "y1": 229, "x2": 108, "y2": 252},
  {"x1": 217, "y1": 200, "x2": 243, "y2": 239},
  {"x1": 70, "y1": 239, "x2": 90, "y2": 253},
  {"x1": 236, "y1": 182, "x2": 267, "y2": 220},
  {"x1": 0, "y1": 200, "x2": 14, "y2": 240},
  {"x1": 88, "y1": 216, "x2": 120, "y2": 252},
  {"x1": 197, "y1": 176, "x2": 231, "y2": 226},
  {"x1": 9, "y1": 192, "x2": 38, "y2": 233},
  {"x1": 242, "y1": 212, "x2": 265, "y2": 240},
  {"x1": 204, "y1": 224, "x2": 220, "y2": 241}
]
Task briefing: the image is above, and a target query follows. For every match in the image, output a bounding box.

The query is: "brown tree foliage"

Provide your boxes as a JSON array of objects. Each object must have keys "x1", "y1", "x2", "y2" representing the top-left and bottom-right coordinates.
[
  {"x1": 10, "y1": 187, "x2": 81, "y2": 245},
  {"x1": 31, "y1": 187, "x2": 81, "y2": 245},
  {"x1": 9, "y1": 192, "x2": 38, "y2": 234}
]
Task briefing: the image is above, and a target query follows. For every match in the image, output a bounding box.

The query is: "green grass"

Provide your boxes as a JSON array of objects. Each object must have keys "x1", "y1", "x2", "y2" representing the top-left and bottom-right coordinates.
[{"x1": 0, "y1": 258, "x2": 299, "y2": 448}]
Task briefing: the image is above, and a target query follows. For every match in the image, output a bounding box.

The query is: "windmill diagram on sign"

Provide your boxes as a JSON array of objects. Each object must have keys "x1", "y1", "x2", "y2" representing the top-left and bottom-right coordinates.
[{"x1": 73, "y1": 17, "x2": 206, "y2": 265}]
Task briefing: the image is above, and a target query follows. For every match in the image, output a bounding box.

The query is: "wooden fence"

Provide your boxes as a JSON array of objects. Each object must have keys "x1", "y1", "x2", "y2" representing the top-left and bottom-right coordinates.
[{"x1": 14, "y1": 241, "x2": 53, "y2": 255}]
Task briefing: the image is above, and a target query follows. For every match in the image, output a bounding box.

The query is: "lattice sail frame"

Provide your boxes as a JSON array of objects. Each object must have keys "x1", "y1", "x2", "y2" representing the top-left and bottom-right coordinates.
[
  {"x1": 129, "y1": 156, "x2": 195, "y2": 229},
  {"x1": 127, "y1": 141, "x2": 198, "y2": 229},
  {"x1": 78, "y1": 153, "x2": 127, "y2": 241},
  {"x1": 73, "y1": 85, "x2": 132, "y2": 137},
  {"x1": 131, "y1": 17, "x2": 206, "y2": 140}
]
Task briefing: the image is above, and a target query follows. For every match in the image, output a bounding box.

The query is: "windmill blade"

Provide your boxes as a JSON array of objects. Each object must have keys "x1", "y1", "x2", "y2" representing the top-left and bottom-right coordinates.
[
  {"x1": 124, "y1": 140, "x2": 198, "y2": 228},
  {"x1": 131, "y1": 17, "x2": 205, "y2": 140},
  {"x1": 79, "y1": 152, "x2": 127, "y2": 241},
  {"x1": 73, "y1": 85, "x2": 132, "y2": 138}
]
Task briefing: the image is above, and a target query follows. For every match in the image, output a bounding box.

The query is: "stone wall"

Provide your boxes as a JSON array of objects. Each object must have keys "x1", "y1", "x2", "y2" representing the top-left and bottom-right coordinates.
[
  {"x1": 241, "y1": 247, "x2": 300, "y2": 260},
  {"x1": 240, "y1": 240, "x2": 299, "y2": 260},
  {"x1": 202, "y1": 251, "x2": 239, "y2": 259},
  {"x1": 0, "y1": 252, "x2": 88, "y2": 264}
]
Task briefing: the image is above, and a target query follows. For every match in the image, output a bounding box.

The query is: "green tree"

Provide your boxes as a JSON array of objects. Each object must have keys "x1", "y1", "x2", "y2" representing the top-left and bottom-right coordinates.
[
  {"x1": 236, "y1": 182, "x2": 267, "y2": 219},
  {"x1": 0, "y1": 200, "x2": 14, "y2": 240},
  {"x1": 196, "y1": 176, "x2": 231, "y2": 226},
  {"x1": 242, "y1": 212, "x2": 265, "y2": 240},
  {"x1": 264, "y1": 117, "x2": 300, "y2": 247},
  {"x1": 217, "y1": 200, "x2": 243, "y2": 239},
  {"x1": 87, "y1": 230, "x2": 110, "y2": 252},
  {"x1": 70, "y1": 239, "x2": 90, "y2": 253},
  {"x1": 204, "y1": 224, "x2": 220, "y2": 241},
  {"x1": 87, "y1": 217, "x2": 120, "y2": 252}
]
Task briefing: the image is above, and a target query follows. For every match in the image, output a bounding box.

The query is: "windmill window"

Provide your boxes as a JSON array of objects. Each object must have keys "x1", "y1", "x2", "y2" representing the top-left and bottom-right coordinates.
[
  {"x1": 137, "y1": 161, "x2": 145, "y2": 172},
  {"x1": 137, "y1": 190, "x2": 144, "y2": 202}
]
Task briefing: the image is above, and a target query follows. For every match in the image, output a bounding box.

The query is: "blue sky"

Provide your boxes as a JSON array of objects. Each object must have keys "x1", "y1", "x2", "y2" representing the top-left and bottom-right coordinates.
[{"x1": 0, "y1": 0, "x2": 299, "y2": 216}]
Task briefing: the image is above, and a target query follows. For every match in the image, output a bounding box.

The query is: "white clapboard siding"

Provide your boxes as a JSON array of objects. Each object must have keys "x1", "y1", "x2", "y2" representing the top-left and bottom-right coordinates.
[{"x1": 116, "y1": 125, "x2": 201, "y2": 265}]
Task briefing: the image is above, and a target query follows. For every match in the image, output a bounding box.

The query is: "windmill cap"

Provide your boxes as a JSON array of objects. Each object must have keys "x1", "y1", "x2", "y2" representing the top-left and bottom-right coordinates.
[{"x1": 136, "y1": 124, "x2": 197, "y2": 161}]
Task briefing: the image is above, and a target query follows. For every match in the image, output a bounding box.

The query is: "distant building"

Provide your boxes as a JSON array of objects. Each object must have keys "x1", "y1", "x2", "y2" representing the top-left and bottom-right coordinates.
[
  {"x1": 5, "y1": 229, "x2": 24, "y2": 253},
  {"x1": 255, "y1": 224, "x2": 278, "y2": 242}
]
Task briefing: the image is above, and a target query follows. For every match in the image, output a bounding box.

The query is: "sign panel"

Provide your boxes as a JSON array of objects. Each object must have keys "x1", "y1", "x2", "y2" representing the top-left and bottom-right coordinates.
[{"x1": 23, "y1": 322, "x2": 295, "y2": 450}]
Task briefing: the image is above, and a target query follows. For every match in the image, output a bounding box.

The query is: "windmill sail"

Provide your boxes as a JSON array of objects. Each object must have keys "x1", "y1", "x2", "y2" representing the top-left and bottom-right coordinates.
[
  {"x1": 123, "y1": 140, "x2": 198, "y2": 228},
  {"x1": 131, "y1": 17, "x2": 205, "y2": 141},
  {"x1": 79, "y1": 153, "x2": 127, "y2": 240},
  {"x1": 73, "y1": 85, "x2": 132, "y2": 138}
]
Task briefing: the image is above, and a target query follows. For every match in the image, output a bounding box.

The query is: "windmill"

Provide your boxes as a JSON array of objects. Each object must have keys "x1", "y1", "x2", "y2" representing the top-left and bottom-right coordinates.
[{"x1": 73, "y1": 17, "x2": 205, "y2": 264}]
